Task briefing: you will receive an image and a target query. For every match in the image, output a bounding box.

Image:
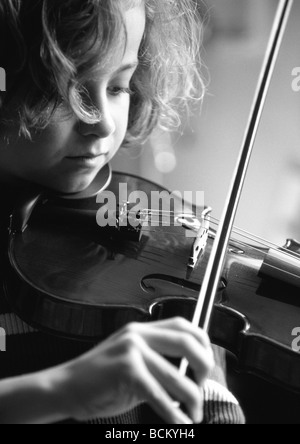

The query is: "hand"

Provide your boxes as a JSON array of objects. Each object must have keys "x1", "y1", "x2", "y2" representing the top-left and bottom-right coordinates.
[{"x1": 56, "y1": 317, "x2": 215, "y2": 424}]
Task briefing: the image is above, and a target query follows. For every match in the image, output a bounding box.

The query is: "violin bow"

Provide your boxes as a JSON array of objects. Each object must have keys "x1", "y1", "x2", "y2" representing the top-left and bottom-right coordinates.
[{"x1": 180, "y1": 0, "x2": 294, "y2": 376}]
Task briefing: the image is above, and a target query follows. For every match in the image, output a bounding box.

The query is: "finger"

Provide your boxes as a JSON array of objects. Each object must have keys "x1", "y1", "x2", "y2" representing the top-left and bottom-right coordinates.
[
  {"x1": 150, "y1": 318, "x2": 212, "y2": 350},
  {"x1": 136, "y1": 362, "x2": 195, "y2": 425},
  {"x1": 141, "y1": 342, "x2": 204, "y2": 424},
  {"x1": 155, "y1": 331, "x2": 214, "y2": 384},
  {"x1": 114, "y1": 334, "x2": 197, "y2": 424},
  {"x1": 125, "y1": 325, "x2": 215, "y2": 382},
  {"x1": 127, "y1": 318, "x2": 213, "y2": 354}
]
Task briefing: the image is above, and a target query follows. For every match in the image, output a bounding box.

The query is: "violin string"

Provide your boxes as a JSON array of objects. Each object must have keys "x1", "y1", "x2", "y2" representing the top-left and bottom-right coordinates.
[
  {"x1": 207, "y1": 220, "x2": 300, "y2": 265},
  {"x1": 208, "y1": 219, "x2": 271, "y2": 247},
  {"x1": 140, "y1": 212, "x2": 299, "y2": 259},
  {"x1": 140, "y1": 230, "x2": 300, "y2": 282},
  {"x1": 142, "y1": 211, "x2": 274, "y2": 248},
  {"x1": 142, "y1": 219, "x2": 268, "y2": 249},
  {"x1": 208, "y1": 217, "x2": 299, "y2": 259},
  {"x1": 139, "y1": 209, "x2": 285, "y2": 250},
  {"x1": 135, "y1": 205, "x2": 300, "y2": 262},
  {"x1": 141, "y1": 222, "x2": 300, "y2": 269},
  {"x1": 218, "y1": 236, "x2": 300, "y2": 280},
  {"x1": 142, "y1": 224, "x2": 251, "y2": 258},
  {"x1": 142, "y1": 216, "x2": 268, "y2": 249},
  {"x1": 140, "y1": 225, "x2": 300, "y2": 281}
]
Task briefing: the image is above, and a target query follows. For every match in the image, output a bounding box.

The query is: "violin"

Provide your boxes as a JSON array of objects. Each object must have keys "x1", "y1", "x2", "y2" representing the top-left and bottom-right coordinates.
[
  {"x1": 3, "y1": 0, "x2": 299, "y2": 399},
  {"x1": 4, "y1": 163, "x2": 300, "y2": 395}
]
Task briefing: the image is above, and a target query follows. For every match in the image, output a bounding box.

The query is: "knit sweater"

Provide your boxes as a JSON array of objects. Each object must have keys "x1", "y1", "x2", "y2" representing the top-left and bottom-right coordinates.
[{"x1": 0, "y1": 187, "x2": 245, "y2": 424}]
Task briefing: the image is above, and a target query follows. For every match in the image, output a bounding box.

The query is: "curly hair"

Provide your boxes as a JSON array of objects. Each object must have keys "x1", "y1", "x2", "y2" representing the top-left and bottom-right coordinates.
[{"x1": 0, "y1": 0, "x2": 205, "y2": 146}]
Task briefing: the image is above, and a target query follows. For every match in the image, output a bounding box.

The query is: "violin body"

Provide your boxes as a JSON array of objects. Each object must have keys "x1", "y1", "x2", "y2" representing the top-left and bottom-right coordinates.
[
  {"x1": 5, "y1": 171, "x2": 206, "y2": 340},
  {"x1": 4, "y1": 171, "x2": 300, "y2": 394}
]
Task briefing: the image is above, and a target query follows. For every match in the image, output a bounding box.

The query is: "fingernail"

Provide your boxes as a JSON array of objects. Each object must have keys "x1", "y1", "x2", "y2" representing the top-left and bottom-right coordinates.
[
  {"x1": 194, "y1": 409, "x2": 204, "y2": 424},
  {"x1": 174, "y1": 409, "x2": 193, "y2": 424}
]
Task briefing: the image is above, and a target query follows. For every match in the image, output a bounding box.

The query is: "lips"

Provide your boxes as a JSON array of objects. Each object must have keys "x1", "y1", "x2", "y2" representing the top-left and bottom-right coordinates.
[
  {"x1": 66, "y1": 152, "x2": 104, "y2": 160},
  {"x1": 64, "y1": 152, "x2": 107, "y2": 169}
]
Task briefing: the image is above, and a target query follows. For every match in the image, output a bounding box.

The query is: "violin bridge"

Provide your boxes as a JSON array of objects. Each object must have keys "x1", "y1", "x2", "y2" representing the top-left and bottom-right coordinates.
[{"x1": 186, "y1": 208, "x2": 212, "y2": 279}]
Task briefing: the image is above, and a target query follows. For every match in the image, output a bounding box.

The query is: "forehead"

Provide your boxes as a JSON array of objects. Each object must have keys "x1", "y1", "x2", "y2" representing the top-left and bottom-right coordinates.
[
  {"x1": 123, "y1": 0, "x2": 145, "y2": 10},
  {"x1": 123, "y1": 4, "x2": 146, "y2": 59},
  {"x1": 92, "y1": 3, "x2": 146, "y2": 77}
]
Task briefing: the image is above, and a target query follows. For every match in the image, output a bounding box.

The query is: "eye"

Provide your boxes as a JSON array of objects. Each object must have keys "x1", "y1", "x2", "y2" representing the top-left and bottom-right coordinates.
[{"x1": 107, "y1": 86, "x2": 134, "y2": 97}]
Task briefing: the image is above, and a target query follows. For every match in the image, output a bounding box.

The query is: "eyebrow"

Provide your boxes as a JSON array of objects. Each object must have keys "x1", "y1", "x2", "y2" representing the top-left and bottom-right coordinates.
[{"x1": 113, "y1": 61, "x2": 139, "y2": 75}]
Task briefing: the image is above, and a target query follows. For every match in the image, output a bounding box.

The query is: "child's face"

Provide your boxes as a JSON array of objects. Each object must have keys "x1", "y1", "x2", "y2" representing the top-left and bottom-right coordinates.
[{"x1": 0, "y1": 4, "x2": 145, "y2": 193}]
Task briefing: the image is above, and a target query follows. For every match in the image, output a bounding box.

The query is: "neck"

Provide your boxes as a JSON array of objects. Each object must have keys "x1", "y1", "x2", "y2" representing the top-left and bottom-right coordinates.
[{"x1": 0, "y1": 168, "x2": 36, "y2": 192}]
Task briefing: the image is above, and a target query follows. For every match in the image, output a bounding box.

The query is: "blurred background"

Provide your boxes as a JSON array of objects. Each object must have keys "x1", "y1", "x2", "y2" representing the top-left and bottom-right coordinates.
[{"x1": 112, "y1": 0, "x2": 300, "y2": 248}]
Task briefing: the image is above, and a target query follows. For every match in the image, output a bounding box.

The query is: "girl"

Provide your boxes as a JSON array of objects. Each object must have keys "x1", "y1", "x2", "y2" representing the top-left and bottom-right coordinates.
[{"x1": 0, "y1": 0, "x2": 244, "y2": 424}]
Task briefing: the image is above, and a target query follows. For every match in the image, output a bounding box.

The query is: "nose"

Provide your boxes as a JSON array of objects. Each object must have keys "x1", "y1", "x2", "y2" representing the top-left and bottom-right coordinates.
[{"x1": 77, "y1": 95, "x2": 116, "y2": 140}]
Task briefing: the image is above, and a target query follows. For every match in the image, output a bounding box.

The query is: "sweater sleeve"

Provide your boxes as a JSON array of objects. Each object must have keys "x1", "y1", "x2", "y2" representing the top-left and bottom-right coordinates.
[
  {"x1": 202, "y1": 379, "x2": 245, "y2": 424},
  {"x1": 201, "y1": 345, "x2": 245, "y2": 425}
]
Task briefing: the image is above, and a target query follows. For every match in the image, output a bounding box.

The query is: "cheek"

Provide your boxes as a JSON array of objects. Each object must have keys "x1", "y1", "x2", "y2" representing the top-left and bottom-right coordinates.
[
  {"x1": 114, "y1": 100, "x2": 130, "y2": 141},
  {"x1": 28, "y1": 118, "x2": 77, "y2": 163},
  {"x1": 45, "y1": 116, "x2": 76, "y2": 147}
]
